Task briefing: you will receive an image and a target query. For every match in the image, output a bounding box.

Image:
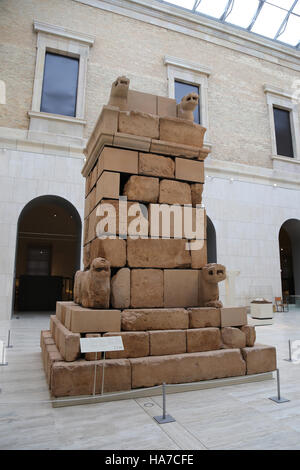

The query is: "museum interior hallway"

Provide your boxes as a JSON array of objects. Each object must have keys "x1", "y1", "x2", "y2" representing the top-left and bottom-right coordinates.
[{"x1": 1, "y1": 308, "x2": 300, "y2": 450}]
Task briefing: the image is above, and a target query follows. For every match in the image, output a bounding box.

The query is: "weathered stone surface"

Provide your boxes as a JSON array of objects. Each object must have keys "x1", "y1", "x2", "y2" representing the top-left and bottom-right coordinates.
[
  {"x1": 191, "y1": 183, "x2": 204, "y2": 206},
  {"x1": 130, "y1": 349, "x2": 246, "y2": 388},
  {"x1": 85, "y1": 333, "x2": 101, "y2": 361},
  {"x1": 90, "y1": 238, "x2": 126, "y2": 268},
  {"x1": 190, "y1": 240, "x2": 207, "y2": 269},
  {"x1": 127, "y1": 238, "x2": 191, "y2": 268},
  {"x1": 221, "y1": 327, "x2": 246, "y2": 349},
  {"x1": 65, "y1": 305, "x2": 121, "y2": 334},
  {"x1": 111, "y1": 268, "x2": 130, "y2": 309},
  {"x1": 139, "y1": 152, "x2": 174, "y2": 178},
  {"x1": 240, "y1": 325, "x2": 256, "y2": 347},
  {"x1": 159, "y1": 117, "x2": 206, "y2": 148},
  {"x1": 131, "y1": 269, "x2": 164, "y2": 308},
  {"x1": 41, "y1": 332, "x2": 62, "y2": 387},
  {"x1": 159, "y1": 179, "x2": 192, "y2": 205},
  {"x1": 175, "y1": 158, "x2": 204, "y2": 183},
  {"x1": 157, "y1": 96, "x2": 177, "y2": 118},
  {"x1": 56, "y1": 301, "x2": 76, "y2": 325},
  {"x1": 198, "y1": 264, "x2": 226, "y2": 308},
  {"x1": 241, "y1": 344, "x2": 276, "y2": 375},
  {"x1": 74, "y1": 258, "x2": 111, "y2": 309},
  {"x1": 97, "y1": 146, "x2": 138, "y2": 177},
  {"x1": 187, "y1": 328, "x2": 222, "y2": 353},
  {"x1": 103, "y1": 331, "x2": 149, "y2": 359},
  {"x1": 220, "y1": 307, "x2": 248, "y2": 327},
  {"x1": 54, "y1": 317, "x2": 81, "y2": 362},
  {"x1": 119, "y1": 110, "x2": 159, "y2": 139},
  {"x1": 83, "y1": 243, "x2": 91, "y2": 270},
  {"x1": 123, "y1": 175, "x2": 159, "y2": 203},
  {"x1": 51, "y1": 359, "x2": 131, "y2": 397},
  {"x1": 149, "y1": 330, "x2": 186, "y2": 356},
  {"x1": 188, "y1": 307, "x2": 221, "y2": 328},
  {"x1": 96, "y1": 171, "x2": 120, "y2": 204},
  {"x1": 121, "y1": 308, "x2": 189, "y2": 331},
  {"x1": 164, "y1": 269, "x2": 199, "y2": 308},
  {"x1": 150, "y1": 139, "x2": 200, "y2": 159}
]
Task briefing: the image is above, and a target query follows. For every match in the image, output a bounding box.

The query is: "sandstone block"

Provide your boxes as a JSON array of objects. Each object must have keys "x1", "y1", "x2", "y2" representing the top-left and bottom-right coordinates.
[
  {"x1": 84, "y1": 187, "x2": 96, "y2": 219},
  {"x1": 127, "y1": 90, "x2": 157, "y2": 115},
  {"x1": 149, "y1": 205, "x2": 205, "y2": 240},
  {"x1": 65, "y1": 305, "x2": 121, "y2": 334},
  {"x1": 241, "y1": 344, "x2": 276, "y2": 375},
  {"x1": 50, "y1": 315, "x2": 58, "y2": 339},
  {"x1": 123, "y1": 175, "x2": 159, "y2": 203},
  {"x1": 97, "y1": 147, "x2": 138, "y2": 178},
  {"x1": 113, "y1": 132, "x2": 151, "y2": 152},
  {"x1": 90, "y1": 164, "x2": 98, "y2": 192},
  {"x1": 83, "y1": 243, "x2": 91, "y2": 270},
  {"x1": 191, "y1": 183, "x2": 204, "y2": 206},
  {"x1": 150, "y1": 139, "x2": 200, "y2": 159},
  {"x1": 130, "y1": 349, "x2": 246, "y2": 388},
  {"x1": 190, "y1": 240, "x2": 207, "y2": 269},
  {"x1": 159, "y1": 179, "x2": 192, "y2": 205},
  {"x1": 175, "y1": 158, "x2": 204, "y2": 183},
  {"x1": 188, "y1": 307, "x2": 221, "y2": 328},
  {"x1": 220, "y1": 307, "x2": 247, "y2": 327},
  {"x1": 96, "y1": 171, "x2": 120, "y2": 204},
  {"x1": 90, "y1": 238, "x2": 126, "y2": 268},
  {"x1": 187, "y1": 328, "x2": 222, "y2": 353},
  {"x1": 127, "y1": 238, "x2": 191, "y2": 268},
  {"x1": 240, "y1": 325, "x2": 256, "y2": 347},
  {"x1": 56, "y1": 301, "x2": 76, "y2": 326},
  {"x1": 221, "y1": 327, "x2": 246, "y2": 349},
  {"x1": 149, "y1": 330, "x2": 186, "y2": 356},
  {"x1": 85, "y1": 334, "x2": 101, "y2": 361},
  {"x1": 111, "y1": 268, "x2": 130, "y2": 309},
  {"x1": 84, "y1": 106, "x2": 119, "y2": 161},
  {"x1": 164, "y1": 269, "x2": 199, "y2": 308},
  {"x1": 103, "y1": 331, "x2": 149, "y2": 359},
  {"x1": 159, "y1": 117, "x2": 206, "y2": 148},
  {"x1": 139, "y1": 153, "x2": 175, "y2": 178},
  {"x1": 121, "y1": 308, "x2": 189, "y2": 331},
  {"x1": 51, "y1": 359, "x2": 131, "y2": 397},
  {"x1": 131, "y1": 269, "x2": 164, "y2": 308},
  {"x1": 55, "y1": 319, "x2": 81, "y2": 362},
  {"x1": 157, "y1": 96, "x2": 177, "y2": 118},
  {"x1": 119, "y1": 111, "x2": 159, "y2": 139}
]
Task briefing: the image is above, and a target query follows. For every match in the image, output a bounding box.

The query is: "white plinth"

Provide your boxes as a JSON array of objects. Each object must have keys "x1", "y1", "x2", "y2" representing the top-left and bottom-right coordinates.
[{"x1": 250, "y1": 303, "x2": 274, "y2": 319}]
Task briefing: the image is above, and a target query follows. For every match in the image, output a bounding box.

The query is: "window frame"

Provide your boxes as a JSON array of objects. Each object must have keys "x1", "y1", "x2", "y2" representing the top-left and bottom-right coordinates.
[
  {"x1": 29, "y1": 21, "x2": 94, "y2": 137},
  {"x1": 264, "y1": 85, "x2": 300, "y2": 163},
  {"x1": 164, "y1": 55, "x2": 211, "y2": 145}
]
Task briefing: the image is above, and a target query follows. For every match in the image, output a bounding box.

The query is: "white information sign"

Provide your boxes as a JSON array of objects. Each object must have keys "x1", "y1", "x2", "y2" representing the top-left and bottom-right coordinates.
[{"x1": 80, "y1": 336, "x2": 124, "y2": 353}]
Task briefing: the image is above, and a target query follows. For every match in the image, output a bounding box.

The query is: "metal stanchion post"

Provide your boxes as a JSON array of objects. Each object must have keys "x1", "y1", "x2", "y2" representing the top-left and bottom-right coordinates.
[
  {"x1": 0, "y1": 341, "x2": 8, "y2": 366},
  {"x1": 6, "y1": 330, "x2": 13, "y2": 349},
  {"x1": 284, "y1": 340, "x2": 292, "y2": 362},
  {"x1": 101, "y1": 351, "x2": 106, "y2": 395},
  {"x1": 154, "y1": 383, "x2": 176, "y2": 424},
  {"x1": 93, "y1": 351, "x2": 97, "y2": 396},
  {"x1": 269, "y1": 368, "x2": 290, "y2": 403}
]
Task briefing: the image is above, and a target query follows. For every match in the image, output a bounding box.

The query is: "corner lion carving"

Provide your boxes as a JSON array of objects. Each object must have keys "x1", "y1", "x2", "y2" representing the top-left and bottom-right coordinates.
[
  {"x1": 177, "y1": 92, "x2": 199, "y2": 121},
  {"x1": 74, "y1": 257, "x2": 111, "y2": 309},
  {"x1": 108, "y1": 76, "x2": 130, "y2": 110},
  {"x1": 199, "y1": 263, "x2": 226, "y2": 308}
]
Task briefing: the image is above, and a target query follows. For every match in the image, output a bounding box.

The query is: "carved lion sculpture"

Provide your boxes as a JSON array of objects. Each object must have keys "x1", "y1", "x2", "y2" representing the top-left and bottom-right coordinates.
[
  {"x1": 198, "y1": 263, "x2": 226, "y2": 308},
  {"x1": 107, "y1": 76, "x2": 130, "y2": 110},
  {"x1": 74, "y1": 257, "x2": 111, "y2": 309},
  {"x1": 177, "y1": 92, "x2": 199, "y2": 121}
]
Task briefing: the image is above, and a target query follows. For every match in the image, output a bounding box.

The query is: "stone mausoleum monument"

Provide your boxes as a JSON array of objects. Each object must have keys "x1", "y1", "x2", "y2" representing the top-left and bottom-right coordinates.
[{"x1": 40, "y1": 77, "x2": 276, "y2": 398}]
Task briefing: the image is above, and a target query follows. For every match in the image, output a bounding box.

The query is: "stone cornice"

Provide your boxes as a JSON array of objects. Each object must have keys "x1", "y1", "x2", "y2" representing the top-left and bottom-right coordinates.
[
  {"x1": 33, "y1": 20, "x2": 95, "y2": 45},
  {"x1": 74, "y1": 0, "x2": 300, "y2": 71},
  {"x1": 164, "y1": 55, "x2": 211, "y2": 76}
]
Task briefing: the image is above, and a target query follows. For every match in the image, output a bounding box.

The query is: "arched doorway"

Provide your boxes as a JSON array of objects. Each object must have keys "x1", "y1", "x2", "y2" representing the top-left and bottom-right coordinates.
[
  {"x1": 279, "y1": 219, "x2": 300, "y2": 303},
  {"x1": 14, "y1": 195, "x2": 81, "y2": 312},
  {"x1": 207, "y1": 216, "x2": 217, "y2": 264}
]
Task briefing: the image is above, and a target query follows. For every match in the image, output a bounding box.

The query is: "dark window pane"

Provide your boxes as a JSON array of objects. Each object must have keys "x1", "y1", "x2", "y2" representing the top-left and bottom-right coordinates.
[
  {"x1": 175, "y1": 80, "x2": 200, "y2": 124},
  {"x1": 273, "y1": 107, "x2": 294, "y2": 158},
  {"x1": 41, "y1": 52, "x2": 79, "y2": 117},
  {"x1": 27, "y1": 246, "x2": 51, "y2": 276}
]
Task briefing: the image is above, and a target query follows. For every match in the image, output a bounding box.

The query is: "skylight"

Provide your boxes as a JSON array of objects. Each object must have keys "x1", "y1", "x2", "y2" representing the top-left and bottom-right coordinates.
[{"x1": 160, "y1": 0, "x2": 300, "y2": 49}]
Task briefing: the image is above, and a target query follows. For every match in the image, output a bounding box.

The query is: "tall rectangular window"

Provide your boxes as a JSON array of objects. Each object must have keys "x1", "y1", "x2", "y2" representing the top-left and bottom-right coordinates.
[
  {"x1": 41, "y1": 52, "x2": 79, "y2": 117},
  {"x1": 273, "y1": 107, "x2": 294, "y2": 158},
  {"x1": 26, "y1": 246, "x2": 51, "y2": 276},
  {"x1": 175, "y1": 80, "x2": 200, "y2": 124}
]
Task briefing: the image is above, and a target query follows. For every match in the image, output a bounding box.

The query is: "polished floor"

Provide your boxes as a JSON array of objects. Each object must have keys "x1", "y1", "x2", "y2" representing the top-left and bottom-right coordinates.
[{"x1": 0, "y1": 307, "x2": 300, "y2": 450}]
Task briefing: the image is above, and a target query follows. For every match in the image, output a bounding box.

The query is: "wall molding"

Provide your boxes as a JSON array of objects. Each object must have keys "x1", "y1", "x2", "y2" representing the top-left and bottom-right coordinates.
[{"x1": 33, "y1": 20, "x2": 95, "y2": 45}]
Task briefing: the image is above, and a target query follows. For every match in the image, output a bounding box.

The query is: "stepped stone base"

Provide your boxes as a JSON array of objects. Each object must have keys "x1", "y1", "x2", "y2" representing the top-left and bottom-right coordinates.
[{"x1": 40, "y1": 302, "x2": 276, "y2": 398}]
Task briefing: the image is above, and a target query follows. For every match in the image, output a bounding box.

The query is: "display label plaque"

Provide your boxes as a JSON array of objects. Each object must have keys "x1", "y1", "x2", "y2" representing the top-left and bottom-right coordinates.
[{"x1": 80, "y1": 336, "x2": 124, "y2": 353}]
